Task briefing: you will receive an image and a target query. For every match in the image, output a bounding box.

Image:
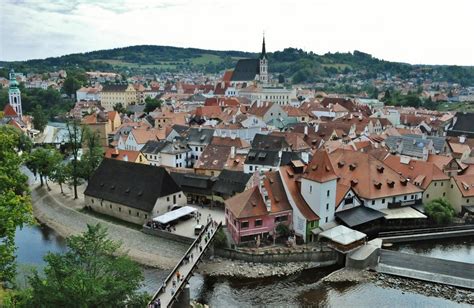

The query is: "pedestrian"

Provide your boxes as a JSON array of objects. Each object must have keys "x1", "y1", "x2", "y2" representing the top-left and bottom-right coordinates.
[
  {"x1": 172, "y1": 279, "x2": 176, "y2": 287},
  {"x1": 199, "y1": 245, "x2": 203, "y2": 252},
  {"x1": 176, "y1": 271, "x2": 181, "y2": 280},
  {"x1": 162, "y1": 282, "x2": 166, "y2": 292},
  {"x1": 171, "y1": 287, "x2": 175, "y2": 296},
  {"x1": 157, "y1": 298, "x2": 161, "y2": 308}
]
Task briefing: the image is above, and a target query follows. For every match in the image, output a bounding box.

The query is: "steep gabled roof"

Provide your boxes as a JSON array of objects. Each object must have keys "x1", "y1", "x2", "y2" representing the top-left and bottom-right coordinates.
[
  {"x1": 303, "y1": 150, "x2": 338, "y2": 183},
  {"x1": 231, "y1": 59, "x2": 259, "y2": 82},
  {"x1": 3, "y1": 104, "x2": 18, "y2": 117},
  {"x1": 84, "y1": 159, "x2": 181, "y2": 212}
]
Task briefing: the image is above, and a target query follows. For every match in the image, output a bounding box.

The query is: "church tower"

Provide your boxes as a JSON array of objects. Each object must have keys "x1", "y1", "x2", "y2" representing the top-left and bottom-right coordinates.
[
  {"x1": 259, "y1": 35, "x2": 268, "y2": 84},
  {"x1": 8, "y1": 69, "x2": 22, "y2": 118}
]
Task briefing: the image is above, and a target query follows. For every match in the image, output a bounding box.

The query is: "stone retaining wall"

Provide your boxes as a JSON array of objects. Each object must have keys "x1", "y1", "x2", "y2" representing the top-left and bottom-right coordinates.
[
  {"x1": 214, "y1": 247, "x2": 338, "y2": 264},
  {"x1": 142, "y1": 227, "x2": 194, "y2": 245}
]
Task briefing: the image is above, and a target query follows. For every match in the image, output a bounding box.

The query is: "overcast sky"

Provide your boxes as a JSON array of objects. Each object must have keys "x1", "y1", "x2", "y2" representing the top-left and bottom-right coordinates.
[{"x1": 1, "y1": 0, "x2": 473, "y2": 65}]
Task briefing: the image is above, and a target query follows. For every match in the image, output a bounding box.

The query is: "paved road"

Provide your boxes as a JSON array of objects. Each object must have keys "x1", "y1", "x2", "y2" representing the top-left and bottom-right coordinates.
[
  {"x1": 379, "y1": 250, "x2": 474, "y2": 280},
  {"x1": 26, "y1": 168, "x2": 188, "y2": 269}
]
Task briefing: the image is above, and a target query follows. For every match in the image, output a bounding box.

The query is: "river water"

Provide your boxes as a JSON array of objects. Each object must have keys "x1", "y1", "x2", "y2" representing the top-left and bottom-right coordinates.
[{"x1": 14, "y1": 225, "x2": 472, "y2": 307}]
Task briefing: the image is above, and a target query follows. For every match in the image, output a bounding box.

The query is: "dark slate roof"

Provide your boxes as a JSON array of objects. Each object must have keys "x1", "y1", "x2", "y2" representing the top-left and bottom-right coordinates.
[
  {"x1": 102, "y1": 84, "x2": 128, "y2": 92},
  {"x1": 213, "y1": 170, "x2": 252, "y2": 196},
  {"x1": 244, "y1": 149, "x2": 281, "y2": 167},
  {"x1": 84, "y1": 159, "x2": 181, "y2": 212},
  {"x1": 335, "y1": 206, "x2": 386, "y2": 227},
  {"x1": 141, "y1": 140, "x2": 167, "y2": 155},
  {"x1": 184, "y1": 127, "x2": 215, "y2": 145},
  {"x1": 170, "y1": 172, "x2": 215, "y2": 195},
  {"x1": 251, "y1": 134, "x2": 289, "y2": 150},
  {"x1": 171, "y1": 124, "x2": 190, "y2": 135},
  {"x1": 280, "y1": 151, "x2": 303, "y2": 166},
  {"x1": 447, "y1": 113, "x2": 474, "y2": 137},
  {"x1": 127, "y1": 104, "x2": 146, "y2": 113},
  {"x1": 385, "y1": 135, "x2": 445, "y2": 158},
  {"x1": 231, "y1": 59, "x2": 260, "y2": 82}
]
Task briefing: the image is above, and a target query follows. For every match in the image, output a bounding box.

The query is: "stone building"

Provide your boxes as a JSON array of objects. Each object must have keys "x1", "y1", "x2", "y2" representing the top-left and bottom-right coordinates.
[{"x1": 84, "y1": 159, "x2": 186, "y2": 225}]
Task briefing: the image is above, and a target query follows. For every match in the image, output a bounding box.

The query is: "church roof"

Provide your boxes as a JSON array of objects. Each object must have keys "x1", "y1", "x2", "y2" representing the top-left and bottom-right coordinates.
[
  {"x1": 3, "y1": 104, "x2": 18, "y2": 117},
  {"x1": 231, "y1": 59, "x2": 260, "y2": 82}
]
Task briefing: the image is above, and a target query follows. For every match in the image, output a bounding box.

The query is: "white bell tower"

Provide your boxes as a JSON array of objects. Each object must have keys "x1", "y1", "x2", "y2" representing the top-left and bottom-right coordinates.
[{"x1": 8, "y1": 70, "x2": 22, "y2": 118}]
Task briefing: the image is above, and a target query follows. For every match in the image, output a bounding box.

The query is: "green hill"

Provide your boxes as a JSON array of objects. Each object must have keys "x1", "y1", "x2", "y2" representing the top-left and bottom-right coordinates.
[{"x1": 1, "y1": 45, "x2": 474, "y2": 86}]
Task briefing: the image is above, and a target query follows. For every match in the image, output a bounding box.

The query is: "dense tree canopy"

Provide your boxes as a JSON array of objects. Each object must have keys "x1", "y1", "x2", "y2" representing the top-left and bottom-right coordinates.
[
  {"x1": 22, "y1": 224, "x2": 147, "y2": 307},
  {"x1": 424, "y1": 198, "x2": 456, "y2": 225},
  {"x1": 0, "y1": 126, "x2": 33, "y2": 284}
]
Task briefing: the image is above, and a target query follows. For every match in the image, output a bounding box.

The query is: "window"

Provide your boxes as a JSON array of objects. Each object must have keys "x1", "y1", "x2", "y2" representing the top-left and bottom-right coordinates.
[
  {"x1": 136, "y1": 212, "x2": 139, "y2": 217},
  {"x1": 451, "y1": 184, "x2": 454, "y2": 189},
  {"x1": 119, "y1": 207, "x2": 121, "y2": 212},
  {"x1": 325, "y1": 217, "x2": 328, "y2": 223},
  {"x1": 309, "y1": 185, "x2": 312, "y2": 193},
  {"x1": 145, "y1": 214, "x2": 147, "y2": 219},
  {"x1": 249, "y1": 166, "x2": 253, "y2": 171},
  {"x1": 110, "y1": 204, "x2": 112, "y2": 209},
  {"x1": 167, "y1": 197, "x2": 170, "y2": 202},
  {"x1": 129, "y1": 210, "x2": 131, "y2": 214},
  {"x1": 241, "y1": 221, "x2": 249, "y2": 229},
  {"x1": 404, "y1": 196, "x2": 407, "y2": 200},
  {"x1": 467, "y1": 199, "x2": 470, "y2": 203},
  {"x1": 255, "y1": 219, "x2": 263, "y2": 227},
  {"x1": 443, "y1": 192, "x2": 446, "y2": 197},
  {"x1": 441, "y1": 182, "x2": 444, "y2": 187},
  {"x1": 326, "y1": 203, "x2": 329, "y2": 210},
  {"x1": 179, "y1": 194, "x2": 181, "y2": 198},
  {"x1": 275, "y1": 216, "x2": 288, "y2": 223},
  {"x1": 426, "y1": 194, "x2": 430, "y2": 199},
  {"x1": 411, "y1": 195, "x2": 414, "y2": 199},
  {"x1": 327, "y1": 190, "x2": 330, "y2": 197},
  {"x1": 372, "y1": 200, "x2": 375, "y2": 205},
  {"x1": 91, "y1": 199, "x2": 94, "y2": 204},
  {"x1": 382, "y1": 198, "x2": 385, "y2": 204},
  {"x1": 434, "y1": 182, "x2": 437, "y2": 187}
]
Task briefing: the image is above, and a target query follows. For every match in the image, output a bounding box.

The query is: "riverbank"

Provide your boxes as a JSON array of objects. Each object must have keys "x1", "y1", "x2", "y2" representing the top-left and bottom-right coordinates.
[
  {"x1": 323, "y1": 268, "x2": 474, "y2": 305},
  {"x1": 29, "y1": 176, "x2": 187, "y2": 269}
]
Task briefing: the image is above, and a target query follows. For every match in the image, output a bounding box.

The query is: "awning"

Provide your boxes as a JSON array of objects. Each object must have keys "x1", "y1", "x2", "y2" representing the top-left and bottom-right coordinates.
[
  {"x1": 336, "y1": 206, "x2": 386, "y2": 227},
  {"x1": 379, "y1": 207, "x2": 427, "y2": 219},
  {"x1": 152, "y1": 206, "x2": 197, "y2": 224},
  {"x1": 319, "y1": 225, "x2": 366, "y2": 246},
  {"x1": 462, "y1": 205, "x2": 474, "y2": 214}
]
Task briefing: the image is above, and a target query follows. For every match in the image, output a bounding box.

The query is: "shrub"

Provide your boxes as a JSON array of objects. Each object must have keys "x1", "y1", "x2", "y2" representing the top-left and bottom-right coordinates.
[{"x1": 424, "y1": 198, "x2": 456, "y2": 225}]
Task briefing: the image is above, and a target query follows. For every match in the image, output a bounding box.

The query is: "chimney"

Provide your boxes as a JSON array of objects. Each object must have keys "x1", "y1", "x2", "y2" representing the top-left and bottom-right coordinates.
[
  {"x1": 230, "y1": 146, "x2": 236, "y2": 159},
  {"x1": 304, "y1": 126, "x2": 308, "y2": 136},
  {"x1": 460, "y1": 135, "x2": 466, "y2": 144}
]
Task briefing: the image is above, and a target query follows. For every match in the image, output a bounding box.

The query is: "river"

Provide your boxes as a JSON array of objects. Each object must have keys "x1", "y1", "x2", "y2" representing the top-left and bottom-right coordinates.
[{"x1": 14, "y1": 225, "x2": 472, "y2": 307}]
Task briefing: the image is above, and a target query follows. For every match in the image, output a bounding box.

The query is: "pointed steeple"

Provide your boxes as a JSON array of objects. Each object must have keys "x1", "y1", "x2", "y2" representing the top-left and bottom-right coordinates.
[{"x1": 260, "y1": 34, "x2": 266, "y2": 59}]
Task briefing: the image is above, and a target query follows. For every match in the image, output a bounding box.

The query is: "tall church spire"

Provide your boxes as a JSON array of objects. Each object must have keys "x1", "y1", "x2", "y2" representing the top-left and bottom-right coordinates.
[{"x1": 260, "y1": 33, "x2": 266, "y2": 59}]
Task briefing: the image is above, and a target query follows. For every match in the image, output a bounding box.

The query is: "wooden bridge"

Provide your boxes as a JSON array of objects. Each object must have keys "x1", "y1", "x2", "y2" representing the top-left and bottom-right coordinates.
[{"x1": 149, "y1": 221, "x2": 222, "y2": 307}]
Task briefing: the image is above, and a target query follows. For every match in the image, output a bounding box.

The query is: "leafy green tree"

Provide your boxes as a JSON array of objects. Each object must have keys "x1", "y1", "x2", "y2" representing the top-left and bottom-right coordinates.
[
  {"x1": 49, "y1": 162, "x2": 70, "y2": 195},
  {"x1": 31, "y1": 104, "x2": 48, "y2": 132},
  {"x1": 0, "y1": 127, "x2": 33, "y2": 284},
  {"x1": 144, "y1": 97, "x2": 162, "y2": 113},
  {"x1": 26, "y1": 147, "x2": 62, "y2": 190},
  {"x1": 424, "y1": 198, "x2": 456, "y2": 225},
  {"x1": 113, "y1": 103, "x2": 126, "y2": 114},
  {"x1": 66, "y1": 120, "x2": 85, "y2": 199},
  {"x1": 213, "y1": 228, "x2": 228, "y2": 248},
  {"x1": 80, "y1": 128, "x2": 104, "y2": 181},
  {"x1": 276, "y1": 223, "x2": 290, "y2": 237},
  {"x1": 26, "y1": 224, "x2": 148, "y2": 307}
]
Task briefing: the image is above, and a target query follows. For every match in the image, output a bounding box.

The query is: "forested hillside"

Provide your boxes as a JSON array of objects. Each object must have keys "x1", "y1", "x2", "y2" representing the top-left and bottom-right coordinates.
[{"x1": 2, "y1": 45, "x2": 474, "y2": 86}]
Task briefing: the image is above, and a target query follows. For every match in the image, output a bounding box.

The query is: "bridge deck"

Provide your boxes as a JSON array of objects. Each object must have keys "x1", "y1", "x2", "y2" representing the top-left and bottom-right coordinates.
[
  {"x1": 150, "y1": 221, "x2": 222, "y2": 307},
  {"x1": 376, "y1": 250, "x2": 474, "y2": 289}
]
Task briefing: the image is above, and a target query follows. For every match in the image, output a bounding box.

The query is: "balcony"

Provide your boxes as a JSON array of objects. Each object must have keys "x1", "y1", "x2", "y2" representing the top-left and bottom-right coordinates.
[{"x1": 388, "y1": 198, "x2": 422, "y2": 209}]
